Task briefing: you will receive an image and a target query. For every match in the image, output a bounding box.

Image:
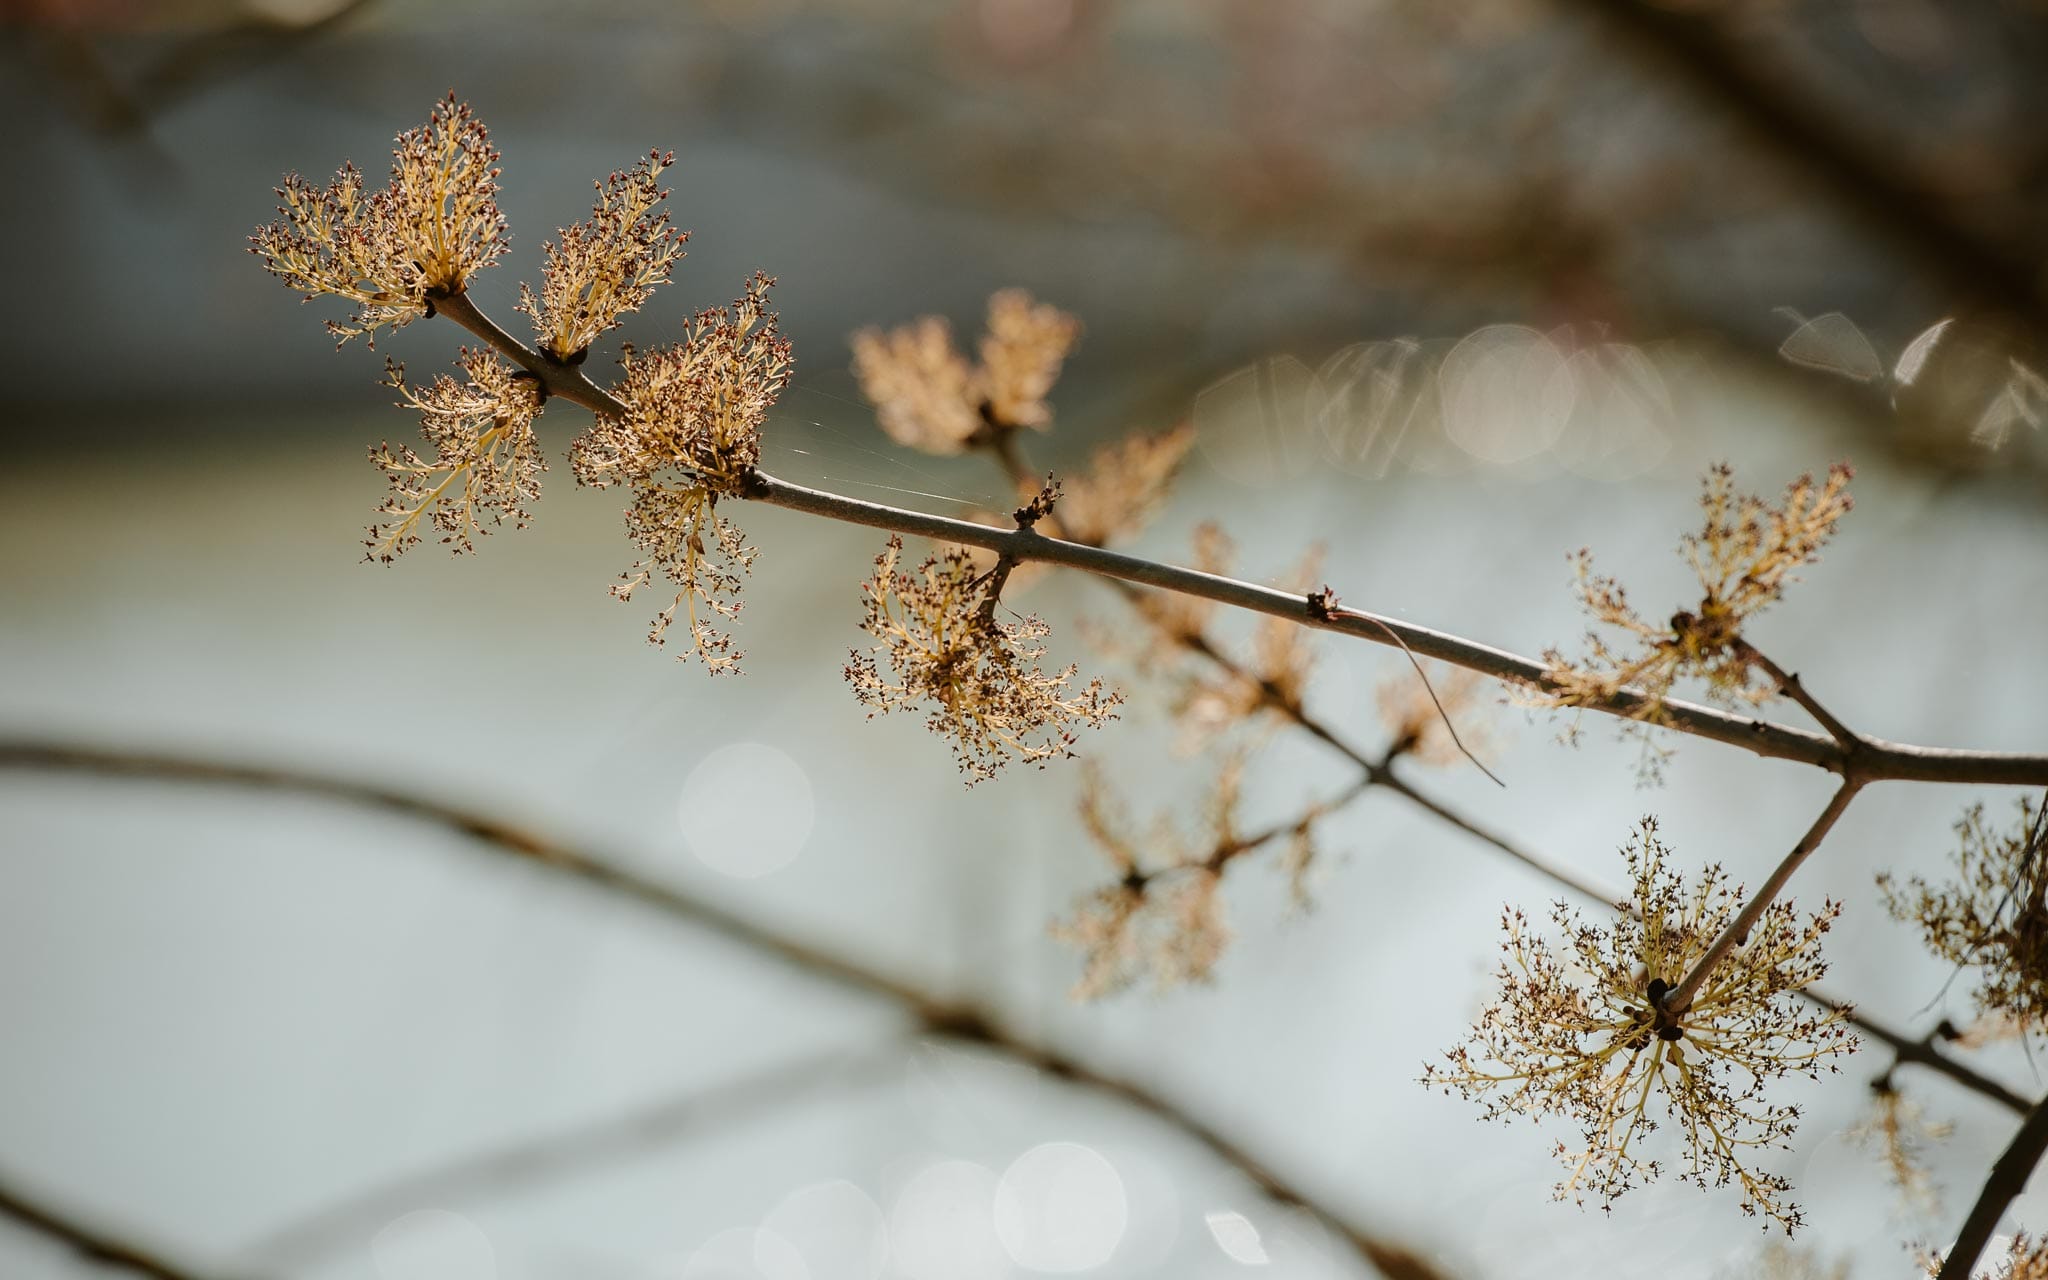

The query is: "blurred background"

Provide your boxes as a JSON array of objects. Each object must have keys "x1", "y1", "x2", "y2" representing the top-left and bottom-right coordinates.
[{"x1": 2, "y1": 1, "x2": 2047, "y2": 1277}]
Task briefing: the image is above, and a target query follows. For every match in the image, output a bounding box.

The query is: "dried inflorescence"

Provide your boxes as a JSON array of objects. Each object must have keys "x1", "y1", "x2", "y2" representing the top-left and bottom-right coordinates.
[
  {"x1": 571, "y1": 274, "x2": 794, "y2": 672},
  {"x1": 519, "y1": 150, "x2": 687, "y2": 361},
  {"x1": 1052, "y1": 422, "x2": 1198, "y2": 548},
  {"x1": 1721, "y1": 1243, "x2": 1850, "y2": 1280},
  {"x1": 1378, "y1": 664, "x2": 1496, "y2": 767},
  {"x1": 1535, "y1": 464, "x2": 1854, "y2": 728},
  {"x1": 1849, "y1": 1079, "x2": 1951, "y2": 1215},
  {"x1": 1172, "y1": 544, "x2": 1325, "y2": 752},
  {"x1": 1423, "y1": 818, "x2": 1856, "y2": 1232},
  {"x1": 1924, "y1": 1234, "x2": 2048, "y2": 1279},
  {"x1": 846, "y1": 535, "x2": 1120, "y2": 783},
  {"x1": 1051, "y1": 761, "x2": 1240, "y2": 999},
  {"x1": 251, "y1": 94, "x2": 507, "y2": 345},
  {"x1": 368, "y1": 350, "x2": 546, "y2": 561},
  {"x1": 1880, "y1": 798, "x2": 2048, "y2": 1035},
  {"x1": 1051, "y1": 755, "x2": 1335, "y2": 998},
  {"x1": 850, "y1": 289, "x2": 1082, "y2": 453}
]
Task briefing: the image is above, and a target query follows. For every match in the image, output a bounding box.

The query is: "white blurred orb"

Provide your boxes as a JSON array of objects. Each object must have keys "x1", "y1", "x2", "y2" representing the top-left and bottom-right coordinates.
[
  {"x1": 762, "y1": 1180, "x2": 889, "y2": 1280},
  {"x1": 370, "y1": 1210, "x2": 496, "y2": 1280},
  {"x1": 1437, "y1": 325, "x2": 1576, "y2": 466},
  {"x1": 677, "y1": 742, "x2": 814, "y2": 879},
  {"x1": 679, "y1": 1226, "x2": 809, "y2": 1280},
  {"x1": 889, "y1": 1160, "x2": 1009, "y2": 1280},
  {"x1": 993, "y1": 1142, "x2": 1128, "y2": 1271},
  {"x1": 1203, "y1": 1209, "x2": 1268, "y2": 1265}
]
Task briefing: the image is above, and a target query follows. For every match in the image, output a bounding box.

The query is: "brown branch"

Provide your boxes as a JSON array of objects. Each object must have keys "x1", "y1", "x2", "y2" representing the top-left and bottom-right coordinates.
[
  {"x1": 239, "y1": 1044, "x2": 904, "y2": 1270},
  {"x1": 0, "y1": 739, "x2": 1431, "y2": 1279},
  {"x1": 1666, "y1": 778, "x2": 1865, "y2": 1014},
  {"x1": 1936, "y1": 1094, "x2": 2048, "y2": 1280},
  {"x1": 0, "y1": 1172, "x2": 234, "y2": 1280},
  {"x1": 1738, "y1": 641, "x2": 1863, "y2": 756},
  {"x1": 426, "y1": 286, "x2": 2048, "y2": 788},
  {"x1": 1566, "y1": 0, "x2": 2048, "y2": 328}
]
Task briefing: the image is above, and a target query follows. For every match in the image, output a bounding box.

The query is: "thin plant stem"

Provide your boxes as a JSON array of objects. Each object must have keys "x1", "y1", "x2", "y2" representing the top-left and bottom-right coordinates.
[
  {"x1": 1665, "y1": 778, "x2": 1864, "y2": 1014},
  {"x1": 425, "y1": 285, "x2": 2048, "y2": 789}
]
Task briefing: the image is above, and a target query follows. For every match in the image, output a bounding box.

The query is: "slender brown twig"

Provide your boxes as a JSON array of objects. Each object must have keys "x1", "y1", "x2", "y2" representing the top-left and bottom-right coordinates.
[
  {"x1": 238, "y1": 1044, "x2": 905, "y2": 1270},
  {"x1": 1666, "y1": 778, "x2": 1864, "y2": 1013},
  {"x1": 0, "y1": 1172, "x2": 234, "y2": 1280},
  {"x1": 1935, "y1": 1095, "x2": 2048, "y2": 1280},
  {"x1": 424, "y1": 286, "x2": 2048, "y2": 790},
  {"x1": 0, "y1": 738, "x2": 1431, "y2": 1278}
]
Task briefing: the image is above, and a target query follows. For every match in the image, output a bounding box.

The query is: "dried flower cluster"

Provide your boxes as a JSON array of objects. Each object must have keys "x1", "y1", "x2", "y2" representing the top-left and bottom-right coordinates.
[
  {"x1": 1042, "y1": 422, "x2": 1196, "y2": 547},
  {"x1": 570, "y1": 275, "x2": 793, "y2": 672},
  {"x1": 1168, "y1": 541, "x2": 1325, "y2": 753},
  {"x1": 1849, "y1": 1079, "x2": 1951, "y2": 1214},
  {"x1": 1924, "y1": 1234, "x2": 2048, "y2": 1279},
  {"x1": 1051, "y1": 761, "x2": 1242, "y2": 998},
  {"x1": 850, "y1": 289, "x2": 1082, "y2": 453},
  {"x1": 1377, "y1": 664, "x2": 1494, "y2": 767},
  {"x1": 1423, "y1": 818, "x2": 1856, "y2": 1231},
  {"x1": 368, "y1": 350, "x2": 546, "y2": 561},
  {"x1": 846, "y1": 535, "x2": 1121, "y2": 782},
  {"x1": 1880, "y1": 798, "x2": 2048, "y2": 1034},
  {"x1": 519, "y1": 150, "x2": 687, "y2": 361},
  {"x1": 1536, "y1": 464, "x2": 1854, "y2": 728},
  {"x1": 250, "y1": 94, "x2": 507, "y2": 345}
]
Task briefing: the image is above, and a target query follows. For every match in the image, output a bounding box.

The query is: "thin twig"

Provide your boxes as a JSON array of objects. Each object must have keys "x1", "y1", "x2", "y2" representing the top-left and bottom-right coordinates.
[
  {"x1": 1935, "y1": 1095, "x2": 2048, "y2": 1280},
  {"x1": 1566, "y1": 0, "x2": 2048, "y2": 327},
  {"x1": 1738, "y1": 640, "x2": 1863, "y2": 756},
  {"x1": 0, "y1": 739, "x2": 1429, "y2": 1279},
  {"x1": 1666, "y1": 778, "x2": 1865, "y2": 1014},
  {"x1": 238, "y1": 1044, "x2": 905, "y2": 1270},
  {"x1": 426, "y1": 286, "x2": 2048, "y2": 789},
  {"x1": 0, "y1": 1172, "x2": 234, "y2": 1280}
]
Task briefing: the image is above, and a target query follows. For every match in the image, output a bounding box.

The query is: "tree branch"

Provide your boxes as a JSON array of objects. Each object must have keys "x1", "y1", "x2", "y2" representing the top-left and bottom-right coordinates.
[
  {"x1": 1936, "y1": 1094, "x2": 2048, "y2": 1280},
  {"x1": 1565, "y1": 0, "x2": 2048, "y2": 327},
  {"x1": 238, "y1": 1045, "x2": 904, "y2": 1271},
  {"x1": 0, "y1": 739, "x2": 1431, "y2": 1279},
  {"x1": 426, "y1": 286, "x2": 2048, "y2": 788},
  {"x1": 1666, "y1": 778, "x2": 1864, "y2": 1013},
  {"x1": 0, "y1": 1172, "x2": 233, "y2": 1280}
]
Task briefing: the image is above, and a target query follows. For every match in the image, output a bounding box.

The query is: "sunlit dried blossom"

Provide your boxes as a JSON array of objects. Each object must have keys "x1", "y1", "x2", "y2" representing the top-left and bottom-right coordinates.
[
  {"x1": 1173, "y1": 545, "x2": 1324, "y2": 752},
  {"x1": 1053, "y1": 422, "x2": 1197, "y2": 547},
  {"x1": 979, "y1": 288, "x2": 1083, "y2": 431},
  {"x1": 1534, "y1": 464, "x2": 1854, "y2": 725},
  {"x1": 518, "y1": 150, "x2": 687, "y2": 361},
  {"x1": 845, "y1": 536, "x2": 1120, "y2": 783},
  {"x1": 1923, "y1": 1233, "x2": 2048, "y2": 1279},
  {"x1": 368, "y1": 349, "x2": 545, "y2": 562},
  {"x1": 1719, "y1": 1242, "x2": 1849, "y2": 1280},
  {"x1": 1129, "y1": 523, "x2": 1234, "y2": 652},
  {"x1": 1050, "y1": 760, "x2": 1241, "y2": 998},
  {"x1": 251, "y1": 94, "x2": 507, "y2": 346},
  {"x1": 850, "y1": 290, "x2": 1081, "y2": 454},
  {"x1": 850, "y1": 316, "x2": 983, "y2": 454},
  {"x1": 1377, "y1": 664, "x2": 1497, "y2": 767},
  {"x1": 1849, "y1": 1080, "x2": 1951, "y2": 1215},
  {"x1": 1880, "y1": 798, "x2": 2048, "y2": 1035},
  {"x1": 1423, "y1": 818, "x2": 1856, "y2": 1231},
  {"x1": 570, "y1": 274, "x2": 792, "y2": 672}
]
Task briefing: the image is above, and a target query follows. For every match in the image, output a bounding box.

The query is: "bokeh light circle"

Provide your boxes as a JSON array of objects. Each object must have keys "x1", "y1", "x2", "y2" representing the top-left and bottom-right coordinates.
[
  {"x1": 677, "y1": 742, "x2": 815, "y2": 879},
  {"x1": 992, "y1": 1141, "x2": 1128, "y2": 1271}
]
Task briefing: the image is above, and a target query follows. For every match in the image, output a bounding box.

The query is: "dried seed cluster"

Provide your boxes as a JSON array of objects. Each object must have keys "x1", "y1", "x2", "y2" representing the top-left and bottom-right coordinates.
[
  {"x1": 846, "y1": 535, "x2": 1121, "y2": 783},
  {"x1": 369, "y1": 350, "x2": 546, "y2": 561},
  {"x1": 1422, "y1": 818, "x2": 1856, "y2": 1231},
  {"x1": 1536, "y1": 464, "x2": 1854, "y2": 729},
  {"x1": 251, "y1": 94, "x2": 507, "y2": 345},
  {"x1": 571, "y1": 274, "x2": 794, "y2": 672},
  {"x1": 851, "y1": 289, "x2": 1082, "y2": 453},
  {"x1": 1880, "y1": 798, "x2": 2048, "y2": 1034},
  {"x1": 519, "y1": 150, "x2": 687, "y2": 361}
]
